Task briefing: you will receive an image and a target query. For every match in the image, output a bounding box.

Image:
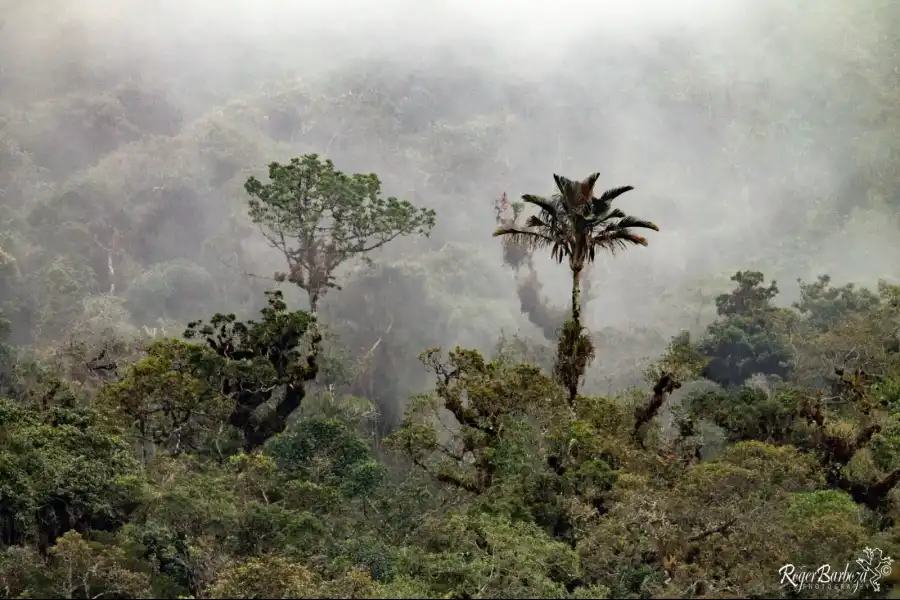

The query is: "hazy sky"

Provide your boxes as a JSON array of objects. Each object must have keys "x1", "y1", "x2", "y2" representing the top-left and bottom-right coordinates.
[
  {"x1": 19, "y1": 0, "x2": 751, "y2": 69},
  {"x1": 3, "y1": 0, "x2": 897, "y2": 377}
]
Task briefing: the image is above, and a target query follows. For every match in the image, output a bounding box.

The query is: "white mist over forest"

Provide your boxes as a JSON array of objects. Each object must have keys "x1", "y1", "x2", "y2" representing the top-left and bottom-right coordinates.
[
  {"x1": 2, "y1": 1, "x2": 897, "y2": 396},
  {"x1": 2, "y1": 2, "x2": 900, "y2": 598},
  {"x1": 3, "y1": 0, "x2": 898, "y2": 403}
]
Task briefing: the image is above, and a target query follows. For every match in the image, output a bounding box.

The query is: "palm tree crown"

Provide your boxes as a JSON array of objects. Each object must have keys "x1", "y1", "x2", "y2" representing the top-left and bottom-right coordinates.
[{"x1": 493, "y1": 172, "x2": 659, "y2": 273}]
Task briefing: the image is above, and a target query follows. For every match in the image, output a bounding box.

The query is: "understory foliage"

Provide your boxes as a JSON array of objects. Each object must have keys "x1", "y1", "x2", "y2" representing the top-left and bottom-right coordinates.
[{"x1": 3, "y1": 4, "x2": 900, "y2": 597}]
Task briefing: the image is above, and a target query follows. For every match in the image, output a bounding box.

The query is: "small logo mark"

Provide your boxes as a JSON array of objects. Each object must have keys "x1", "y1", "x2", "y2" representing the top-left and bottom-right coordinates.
[{"x1": 778, "y1": 547, "x2": 893, "y2": 593}]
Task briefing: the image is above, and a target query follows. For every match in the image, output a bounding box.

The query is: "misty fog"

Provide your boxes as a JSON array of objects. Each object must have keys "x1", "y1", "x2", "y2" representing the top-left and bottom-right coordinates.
[
  {"x1": 5, "y1": 4, "x2": 900, "y2": 594},
  {"x1": 1, "y1": 0, "x2": 898, "y2": 419}
]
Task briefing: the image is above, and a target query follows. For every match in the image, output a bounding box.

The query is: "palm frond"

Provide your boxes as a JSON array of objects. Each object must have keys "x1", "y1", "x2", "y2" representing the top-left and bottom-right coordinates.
[
  {"x1": 492, "y1": 227, "x2": 559, "y2": 251},
  {"x1": 590, "y1": 206, "x2": 626, "y2": 221},
  {"x1": 590, "y1": 196, "x2": 630, "y2": 219},
  {"x1": 551, "y1": 242, "x2": 568, "y2": 264},
  {"x1": 615, "y1": 215, "x2": 660, "y2": 231},
  {"x1": 524, "y1": 215, "x2": 550, "y2": 229},
  {"x1": 521, "y1": 194, "x2": 560, "y2": 220},
  {"x1": 579, "y1": 173, "x2": 602, "y2": 203},
  {"x1": 553, "y1": 174, "x2": 584, "y2": 210},
  {"x1": 598, "y1": 185, "x2": 635, "y2": 204},
  {"x1": 590, "y1": 229, "x2": 650, "y2": 254},
  {"x1": 553, "y1": 174, "x2": 577, "y2": 198},
  {"x1": 554, "y1": 173, "x2": 603, "y2": 209},
  {"x1": 617, "y1": 232, "x2": 649, "y2": 246}
]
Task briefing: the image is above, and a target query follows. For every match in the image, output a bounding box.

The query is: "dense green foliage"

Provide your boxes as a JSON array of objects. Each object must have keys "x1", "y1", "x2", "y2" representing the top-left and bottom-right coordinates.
[{"x1": 2, "y1": 2, "x2": 900, "y2": 598}]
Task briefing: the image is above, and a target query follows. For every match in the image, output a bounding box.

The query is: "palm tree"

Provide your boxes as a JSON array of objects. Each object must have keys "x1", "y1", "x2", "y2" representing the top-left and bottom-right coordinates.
[
  {"x1": 494, "y1": 172, "x2": 658, "y2": 328},
  {"x1": 493, "y1": 173, "x2": 659, "y2": 401}
]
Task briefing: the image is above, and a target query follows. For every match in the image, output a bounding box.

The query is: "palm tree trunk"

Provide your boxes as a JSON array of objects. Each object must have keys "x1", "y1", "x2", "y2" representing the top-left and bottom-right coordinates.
[
  {"x1": 567, "y1": 266, "x2": 583, "y2": 405},
  {"x1": 561, "y1": 264, "x2": 592, "y2": 405},
  {"x1": 571, "y1": 267, "x2": 581, "y2": 329}
]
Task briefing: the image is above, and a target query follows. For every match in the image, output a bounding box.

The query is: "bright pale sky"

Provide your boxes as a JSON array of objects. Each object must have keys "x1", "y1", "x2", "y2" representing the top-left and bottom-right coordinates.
[{"x1": 58, "y1": 0, "x2": 750, "y2": 62}]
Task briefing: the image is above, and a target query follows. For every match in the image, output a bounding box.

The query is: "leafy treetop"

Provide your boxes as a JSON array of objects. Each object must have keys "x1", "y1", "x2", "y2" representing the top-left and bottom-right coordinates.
[
  {"x1": 244, "y1": 154, "x2": 436, "y2": 312},
  {"x1": 184, "y1": 290, "x2": 319, "y2": 451}
]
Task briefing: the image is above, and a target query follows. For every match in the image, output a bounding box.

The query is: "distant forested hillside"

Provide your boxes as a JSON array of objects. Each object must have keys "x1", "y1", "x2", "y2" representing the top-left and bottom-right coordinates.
[{"x1": 1, "y1": 1, "x2": 900, "y2": 598}]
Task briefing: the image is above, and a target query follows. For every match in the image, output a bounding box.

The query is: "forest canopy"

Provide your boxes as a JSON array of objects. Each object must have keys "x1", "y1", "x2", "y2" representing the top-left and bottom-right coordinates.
[{"x1": 1, "y1": 1, "x2": 900, "y2": 598}]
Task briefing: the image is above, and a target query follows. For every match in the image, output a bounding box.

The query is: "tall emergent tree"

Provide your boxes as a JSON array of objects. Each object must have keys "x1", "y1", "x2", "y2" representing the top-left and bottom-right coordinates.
[
  {"x1": 244, "y1": 154, "x2": 437, "y2": 318},
  {"x1": 493, "y1": 173, "x2": 659, "y2": 403}
]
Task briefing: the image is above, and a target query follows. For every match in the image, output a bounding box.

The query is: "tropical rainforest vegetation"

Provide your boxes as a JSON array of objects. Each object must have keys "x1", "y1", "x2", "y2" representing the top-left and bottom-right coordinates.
[{"x1": 2, "y1": 1, "x2": 900, "y2": 598}]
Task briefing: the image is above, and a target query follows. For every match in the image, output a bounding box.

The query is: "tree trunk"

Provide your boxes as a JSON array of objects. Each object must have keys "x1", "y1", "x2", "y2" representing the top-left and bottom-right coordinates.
[
  {"x1": 307, "y1": 289, "x2": 319, "y2": 317},
  {"x1": 565, "y1": 265, "x2": 584, "y2": 405},
  {"x1": 571, "y1": 267, "x2": 582, "y2": 328},
  {"x1": 307, "y1": 289, "x2": 321, "y2": 352}
]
